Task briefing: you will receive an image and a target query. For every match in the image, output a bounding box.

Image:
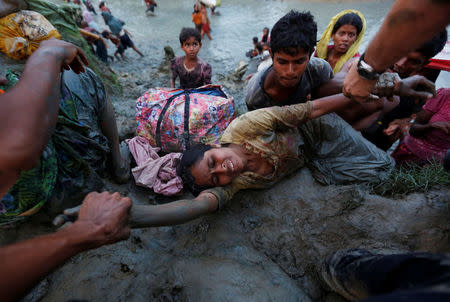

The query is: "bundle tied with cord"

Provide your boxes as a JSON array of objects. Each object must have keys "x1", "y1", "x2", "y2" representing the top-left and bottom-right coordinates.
[{"x1": 0, "y1": 10, "x2": 60, "y2": 60}]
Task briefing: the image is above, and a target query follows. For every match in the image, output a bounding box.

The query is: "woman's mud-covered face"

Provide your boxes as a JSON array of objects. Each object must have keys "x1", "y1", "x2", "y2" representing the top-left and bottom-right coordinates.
[
  {"x1": 331, "y1": 24, "x2": 358, "y2": 54},
  {"x1": 190, "y1": 147, "x2": 244, "y2": 187}
]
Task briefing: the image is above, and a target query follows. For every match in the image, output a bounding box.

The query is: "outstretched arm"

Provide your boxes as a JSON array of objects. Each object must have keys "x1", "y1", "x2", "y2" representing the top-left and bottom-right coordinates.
[
  {"x1": 0, "y1": 39, "x2": 88, "y2": 197},
  {"x1": 343, "y1": 0, "x2": 450, "y2": 102},
  {"x1": 0, "y1": 192, "x2": 131, "y2": 302},
  {"x1": 364, "y1": 0, "x2": 450, "y2": 74},
  {"x1": 56, "y1": 192, "x2": 220, "y2": 229},
  {"x1": 130, "y1": 192, "x2": 218, "y2": 228}
]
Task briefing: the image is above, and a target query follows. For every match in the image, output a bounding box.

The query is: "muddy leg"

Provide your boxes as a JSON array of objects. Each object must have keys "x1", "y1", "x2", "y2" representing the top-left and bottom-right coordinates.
[
  {"x1": 99, "y1": 96, "x2": 130, "y2": 183},
  {"x1": 132, "y1": 45, "x2": 144, "y2": 57}
]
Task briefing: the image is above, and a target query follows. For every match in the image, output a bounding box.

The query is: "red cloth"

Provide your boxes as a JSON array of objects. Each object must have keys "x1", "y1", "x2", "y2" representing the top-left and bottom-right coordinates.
[
  {"x1": 426, "y1": 41, "x2": 450, "y2": 71},
  {"x1": 393, "y1": 88, "x2": 450, "y2": 164},
  {"x1": 202, "y1": 23, "x2": 210, "y2": 34}
]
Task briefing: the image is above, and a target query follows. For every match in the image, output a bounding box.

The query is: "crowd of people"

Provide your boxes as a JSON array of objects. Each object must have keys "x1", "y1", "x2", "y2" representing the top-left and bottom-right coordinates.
[{"x1": 0, "y1": 0, "x2": 449, "y2": 301}]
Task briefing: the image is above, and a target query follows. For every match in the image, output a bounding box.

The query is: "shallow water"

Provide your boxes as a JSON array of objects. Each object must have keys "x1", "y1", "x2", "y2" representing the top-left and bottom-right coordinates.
[{"x1": 91, "y1": 0, "x2": 395, "y2": 76}]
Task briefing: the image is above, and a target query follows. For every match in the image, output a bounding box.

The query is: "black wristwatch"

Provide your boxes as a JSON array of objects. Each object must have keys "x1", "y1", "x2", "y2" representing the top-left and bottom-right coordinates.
[{"x1": 357, "y1": 53, "x2": 381, "y2": 80}]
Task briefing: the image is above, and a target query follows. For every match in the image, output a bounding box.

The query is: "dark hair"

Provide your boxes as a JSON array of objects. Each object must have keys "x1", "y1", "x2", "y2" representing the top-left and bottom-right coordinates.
[
  {"x1": 262, "y1": 27, "x2": 270, "y2": 43},
  {"x1": 256, "y1": 42, "x2": 263, "y2": 53},
  {"x1": 193, "y1": 3, "x2": 200, "y2": 12},
  {"x1": 252, "y1": 36, "x2": 258, "y2": 43},
  {"x1": 332, "y1": 13, "x2": 363, "y2": 36},
  {"x1": 99, "y1": 1, "x2": 105, "y2": 8},
  {"x1": 179, "y1": 27, "x2": 202, "y2": 44},
  {"x1": 270, "y1": 10, "x2": 317, "y2": 56},
  {"x1": 416, "y1": 29, "x2": 447, "y2": 60},
  {"x1": 101, "y1": 30, "x2": 110, "y2": 38},
  {"x1": 177, "y1": 144, "x2": 212, "y2": 196}
]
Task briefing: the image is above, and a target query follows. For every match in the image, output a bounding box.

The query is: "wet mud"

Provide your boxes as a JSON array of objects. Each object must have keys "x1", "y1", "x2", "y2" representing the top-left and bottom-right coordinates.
[{"x1": 0, "y1": 0, "x2": 449, "y2": 301}]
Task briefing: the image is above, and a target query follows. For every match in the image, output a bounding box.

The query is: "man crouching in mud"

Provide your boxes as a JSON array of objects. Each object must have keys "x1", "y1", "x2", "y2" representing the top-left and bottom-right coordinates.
[{"x1": 0, "y1": 39, "x2": 131, "y2": 302}]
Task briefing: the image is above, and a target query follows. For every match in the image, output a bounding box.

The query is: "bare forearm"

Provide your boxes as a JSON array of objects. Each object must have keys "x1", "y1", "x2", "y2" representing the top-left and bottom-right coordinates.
[
  {"x1": 365, "y1": 0, "x2": 450, "y2": 72},
  {"x1": 0, "y1": 49, "x2": 64, "y2": 169},
  {"x1": 310, "y1": 94, "x2": 353, "y2": 119},
  {"x1": 0, "y1": 224, "x2": 93, "y2": 302},
  {"x1": 409, "y1": 123, "x2": 431, "y2": 137},
  {"x1": 130, "y1": 197, "x2": 218, "y2": 228}
]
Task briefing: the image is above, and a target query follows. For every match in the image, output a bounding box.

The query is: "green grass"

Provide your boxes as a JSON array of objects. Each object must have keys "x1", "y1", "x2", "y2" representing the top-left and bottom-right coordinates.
[{"x1": 370, "y1": 161, "x2": 450, "y2": 198}]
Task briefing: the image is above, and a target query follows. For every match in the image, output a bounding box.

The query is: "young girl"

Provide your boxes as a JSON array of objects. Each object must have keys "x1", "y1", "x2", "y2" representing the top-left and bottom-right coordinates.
[{"x1": 171, "y1": 28, "x2": 212, "y2": 89}]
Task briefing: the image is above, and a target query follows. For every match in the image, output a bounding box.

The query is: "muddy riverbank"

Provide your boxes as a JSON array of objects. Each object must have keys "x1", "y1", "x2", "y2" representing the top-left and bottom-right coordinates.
[{"x1": 0, "y1": 1, "x2": 449, "y2": 301}]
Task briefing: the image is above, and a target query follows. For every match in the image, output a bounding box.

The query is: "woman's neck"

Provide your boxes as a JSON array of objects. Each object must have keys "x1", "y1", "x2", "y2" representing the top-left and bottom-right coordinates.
[{"x1": 327, "y1": 48, "x2": 344, "y2": 69}]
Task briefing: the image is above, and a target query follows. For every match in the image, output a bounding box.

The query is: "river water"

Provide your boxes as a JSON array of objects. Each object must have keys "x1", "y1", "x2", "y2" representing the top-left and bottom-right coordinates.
[{"x1": 100, "y1": 0, "x2": 394, "y2": 77}]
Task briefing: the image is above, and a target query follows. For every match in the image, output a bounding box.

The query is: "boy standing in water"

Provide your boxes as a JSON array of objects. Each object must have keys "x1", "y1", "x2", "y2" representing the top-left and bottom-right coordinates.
[{"x1": 171, "y1": 28, "x2": 212, "y2": 89}]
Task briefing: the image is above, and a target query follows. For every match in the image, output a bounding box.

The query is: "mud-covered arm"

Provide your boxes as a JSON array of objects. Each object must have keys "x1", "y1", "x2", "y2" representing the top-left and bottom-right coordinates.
[
  {"x1": 0, "y1": 39, "x2": 88, "y2": 198},
  {"x1": 0, "y1": 192, "x2": 130, "y2": 302},
  {"x1": 364, "y1": 0, "x2": 450, "y2": 74},
  {"x1": 343, "y1": 0, "x2": 450, "y2": 102},
  {"x1": 129, "y1": 192, "x2": 219, "y2": 228}
]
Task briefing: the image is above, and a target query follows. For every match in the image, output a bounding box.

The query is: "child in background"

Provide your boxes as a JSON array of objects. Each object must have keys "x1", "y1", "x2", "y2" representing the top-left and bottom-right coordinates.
[
  {"x1": 102, "y1": 30, "x2": 124, "y2": 61},
  {"x1": 101, "y1": 12, "x2": 145, "y2": 58},
  {"x1": 200, "y1": 3, "x2": 212, "y2": 40},
  {"x1": 145, "y1": 0, "x2": 158, "y2": 14},
  {"x1": 171, "y1": 27, "x2": 212, "y2": 89},
  {"x1": 192, "y1": 3, "x2": 202, "y2": 33},
  {"x1": 260, "y1": 27, "x2": 270, "y2": 45},
  {"x1": 99, "y1": 1, "x2": 111, "y2": 14}
]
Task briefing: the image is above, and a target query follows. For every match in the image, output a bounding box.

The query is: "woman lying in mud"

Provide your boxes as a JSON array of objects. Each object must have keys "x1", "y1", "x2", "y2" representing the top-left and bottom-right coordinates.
[{"x1": 58, "y1": 94, "x2": 393, "y2": 228}]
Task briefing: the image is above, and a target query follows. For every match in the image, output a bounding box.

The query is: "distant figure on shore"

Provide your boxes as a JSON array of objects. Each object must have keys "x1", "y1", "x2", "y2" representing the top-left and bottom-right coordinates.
[
  {"x1": 99, "y1": 1, "x2": 111, "y2": 14},
  {"x1": 101, "y1": 12, "x2": 144, "y2": 58},
  {"x1": 315, "y1": 10, "x2": 365, "y2": 74},
  {"x1": 192, "y1": 3, "x2": 202, "y2": 32},
  {"x1": 82, "y1": 0, "x2": 97, "y2": 15},
  {"x1": 260, "y1": 27, "x2": 270, "y2": 45},
  {"x1": 200, "y1": 3, "x2": 212, "y2": 40},
  {"x1": 144, "y1": 0, "x2": 158, "y2": 15},
  {"x1": 171, "y1": 27, "x2": 212, "y2": 89},
  {"x1": 102, "y1": 30, "x2": 143, "y2": 60}
]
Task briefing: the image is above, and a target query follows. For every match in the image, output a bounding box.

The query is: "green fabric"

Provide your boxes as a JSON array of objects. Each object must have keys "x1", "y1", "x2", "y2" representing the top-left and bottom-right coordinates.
[
  {"x1": 0, "y1": 68, "x2": 109, "y2": 226},
  {"x1": 24, "y1": 0, "x2": 121, "y2": 93}
]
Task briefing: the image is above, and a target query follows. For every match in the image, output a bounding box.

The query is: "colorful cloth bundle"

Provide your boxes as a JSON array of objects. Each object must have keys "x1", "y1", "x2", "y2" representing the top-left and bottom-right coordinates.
[
  {"x1": 136, "y1": 85, "x2": 236, "y2": 152},
  {"x1": 0, "y1": 10, "x2": 60, "y2": 60}
]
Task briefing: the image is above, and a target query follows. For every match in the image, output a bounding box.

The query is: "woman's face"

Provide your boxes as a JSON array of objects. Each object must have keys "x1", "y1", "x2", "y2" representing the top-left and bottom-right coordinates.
[
  {"x1": 190, "y1": 147, "x2": 244, "y2": 187},
  {"x1": 331, "y1": 24, "x2": 358, "y2": 54},
  {"x1": 263, "y1": 28, "x2": 269, "y2": 35}
]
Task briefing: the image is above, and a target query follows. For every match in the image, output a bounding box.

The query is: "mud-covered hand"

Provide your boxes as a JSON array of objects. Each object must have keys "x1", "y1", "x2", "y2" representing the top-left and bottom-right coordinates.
[
  {"x1": 54, "y1": 192, "x2": 132, "y2": 248},
  {"x1": 38, "y1": 38, "x2": 89, "y2": 74},
  {"x1": 394, "y1": 75, "x2": 436, "y2": 100},
  {"x1": 343, "y1": 61, "x2": 378, "y2": 103}
]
